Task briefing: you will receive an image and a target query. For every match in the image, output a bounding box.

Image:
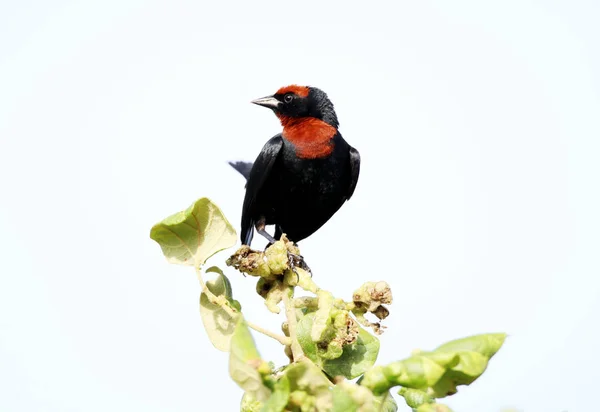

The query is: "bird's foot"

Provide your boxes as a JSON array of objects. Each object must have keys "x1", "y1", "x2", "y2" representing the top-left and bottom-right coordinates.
[{"x1": 287, "y1": 251, "x2": 312, "y2": 277}]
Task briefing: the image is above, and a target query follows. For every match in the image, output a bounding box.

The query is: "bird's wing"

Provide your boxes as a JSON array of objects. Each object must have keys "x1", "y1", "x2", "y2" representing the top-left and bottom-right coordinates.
[
  {"x1": 240, "y1": 134, "x2": 284, "y2": 245},
  {"x1": 346, "y1": 146, "x2": 361, "y2": 200},
  {"x1": 228, "y1": 161, "x2": 254, "y2": 181}
]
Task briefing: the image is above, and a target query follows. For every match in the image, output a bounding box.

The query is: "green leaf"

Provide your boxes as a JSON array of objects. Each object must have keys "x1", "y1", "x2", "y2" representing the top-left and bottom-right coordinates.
[
  {"x1": 248, "y1": 361, "x2": 335, "y2": 412},
  {"x1": 331, "y1": 382, "x2": 391, "y2": 412},
  {"x1": 324, "y1": 327, "x2": 380, "y2": 379},
  {"x1": 431, "y1": 352, "x2": 488, "y2": 395},
  {"x1": 361, "y1": 333, "x2": 506, "y2": 397},
  {"x1": 297, "y1": 312, "x2": 380, "y2": 379},
  {"x1": 434, "y1": 333, "x2": 506, "y2": 358},
  {"x1": 199, "y1": 267, "x2": 240, "y2": 351},
  {"x1": 150, "y1": 197, "x2": 236, "y2": 267},
  {"x1": 240, "y1": 392, "x2": 263, "y2": 412},
  {"x1": 229, "y1": 318, "x2": 271, "y2": 402},
  {"x1": 330, "y1": 382, "x2": 397, "y2": 412},
  {"x1": 331, "y1": 385, "x2": 361, "y2": 412},
  {"x1": 398, "y1": 387, "x2": 434, "y2": 408},
  {"x1": 284, "y1": 361, "x2": 332, "y2": 411},
  {"x1": 383, "y1": 355, "x2": 447, "y2": 391},
  {"x1": 426, "y1": 333, "x2": 506, "y2": 397},
  {"x1": 261, "y1": 375, "x2": 290, "y2": 412},
  {"x1": 359, "y1": 366, "x2": 390, "y2": 395}
]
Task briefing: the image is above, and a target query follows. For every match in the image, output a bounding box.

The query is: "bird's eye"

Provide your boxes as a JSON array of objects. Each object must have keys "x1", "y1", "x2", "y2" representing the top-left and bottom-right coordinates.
[{"x1": 284, "y1": 93, "x2": 294, "y2": 103}]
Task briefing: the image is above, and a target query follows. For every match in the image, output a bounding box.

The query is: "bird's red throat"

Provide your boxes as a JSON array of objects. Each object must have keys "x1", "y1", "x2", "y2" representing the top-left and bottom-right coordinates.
[{"x1": 278, "y1": 115, "x2": 337, "y2": 159}]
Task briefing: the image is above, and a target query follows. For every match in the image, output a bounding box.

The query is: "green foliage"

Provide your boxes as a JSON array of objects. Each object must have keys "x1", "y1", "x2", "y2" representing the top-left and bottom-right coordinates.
[
  {"x1": 260, "y1": 375, "x2": 290, "y2": 412},
  {"x1": 229, "y1": 317, "x2": 272, "y2": 402},
  {"x1": 150, "y1": 197, "x2": 236, "y2": 267},
  {"x1": 199, "y1": 266, "x2": 241, "y2": 351},
  {"x1": 361, "y1": 333, "x2": 506, "y2": 407},
  {"x1": 297, "y1": 311, "x2": 380, "y2": 379},
  {"x1": 398, "y1": 388, "x2": 434, "y2": 408},
  {"x1": 150, "y1": 198, "x2": 507, "y2": 411}
]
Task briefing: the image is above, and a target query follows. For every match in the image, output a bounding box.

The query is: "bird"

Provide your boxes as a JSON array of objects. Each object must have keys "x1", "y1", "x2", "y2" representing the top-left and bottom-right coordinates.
[{"x1": 229, "y1": 85, "x2": 360, "y2": 257}]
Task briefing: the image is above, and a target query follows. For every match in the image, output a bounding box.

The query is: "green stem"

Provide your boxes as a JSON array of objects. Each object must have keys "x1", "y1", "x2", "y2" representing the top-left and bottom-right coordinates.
[
  {"x1": 196, "y1": 266, "x2": 290, "y2": 345},
  {"x1": 195, "y1": 266, "x2": 238, "y2": 317},
  {"x1": 281, "y1": 281, "x2": 305, "y2": 361},
  {"x1": 247, "y1": 320, "x2": 291, "y2": 346}
]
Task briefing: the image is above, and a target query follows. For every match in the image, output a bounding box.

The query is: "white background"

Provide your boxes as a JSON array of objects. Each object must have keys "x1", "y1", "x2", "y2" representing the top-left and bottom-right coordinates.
[{"x1": 1, "y1": 1, "x2": 598, "y2": 411}]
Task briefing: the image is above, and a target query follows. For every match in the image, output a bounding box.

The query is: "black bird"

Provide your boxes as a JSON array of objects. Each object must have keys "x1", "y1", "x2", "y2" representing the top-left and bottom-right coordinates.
[{"x1": 230, "y1": 85, "x2": 360, "y2": 250}]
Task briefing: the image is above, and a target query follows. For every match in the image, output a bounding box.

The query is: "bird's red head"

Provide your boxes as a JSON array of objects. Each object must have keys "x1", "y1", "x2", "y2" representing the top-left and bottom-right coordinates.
[
  {"x1": 251, "y1": 85, "x2": 339, "y2": 129},
  {"x1": 276, "y1": 85, "x2": 310, "y2": 97},
  {"x1": 252, "y1": 85, "x2": 340, "y2": 159}
]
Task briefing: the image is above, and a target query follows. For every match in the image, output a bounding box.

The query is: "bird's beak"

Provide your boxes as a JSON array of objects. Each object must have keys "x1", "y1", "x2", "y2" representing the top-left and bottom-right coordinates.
[{"x1": 251, "y1": 95, "x2": 280, "y2": 109}]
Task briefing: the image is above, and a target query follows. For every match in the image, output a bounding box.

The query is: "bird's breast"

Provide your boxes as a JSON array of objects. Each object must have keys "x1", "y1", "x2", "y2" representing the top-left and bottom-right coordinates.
[{"x1": 280, "y1": 117, "x2": 337, "y2": 159}]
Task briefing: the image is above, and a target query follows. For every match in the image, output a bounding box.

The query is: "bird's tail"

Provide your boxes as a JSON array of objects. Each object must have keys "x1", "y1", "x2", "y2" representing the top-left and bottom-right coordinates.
[{"x1": 228, "y1": 161, "x2": 253, "y2": 180}]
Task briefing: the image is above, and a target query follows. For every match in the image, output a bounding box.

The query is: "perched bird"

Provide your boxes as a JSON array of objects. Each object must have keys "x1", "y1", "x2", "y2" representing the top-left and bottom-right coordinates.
[{"x1": 230, "y1": 85, "x2": 360, "y2": 252}]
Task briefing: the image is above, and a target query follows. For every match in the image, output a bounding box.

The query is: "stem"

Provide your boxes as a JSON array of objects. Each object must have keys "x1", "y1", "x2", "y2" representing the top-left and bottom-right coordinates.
[
  {"x1": 195, "y1": 265, "x2": 208, "y2": 289},
  {"x1": 281, "y1": 282, "x2": 305, "y2": 361},
  {"x1": 195, "y1": 266, "x2": 237, "y2": 317},
  {"x1": 247, "y1": 321, "x2": 291, "y2": 346}
]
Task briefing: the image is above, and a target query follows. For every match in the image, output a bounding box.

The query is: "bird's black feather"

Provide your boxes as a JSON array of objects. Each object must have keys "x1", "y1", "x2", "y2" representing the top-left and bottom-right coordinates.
[
  {"x1": 347, "y1": 146, "x2": 361, "y2": 200},
  {"x1": 240, "y1": 135, "x2": 284, "y2": 245},
  {"x1": 228, "y1": 161, "x2": 253, "y2": 180}
]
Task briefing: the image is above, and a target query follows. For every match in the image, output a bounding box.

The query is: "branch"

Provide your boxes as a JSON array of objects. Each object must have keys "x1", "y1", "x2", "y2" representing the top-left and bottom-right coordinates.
[
  {"x1": 195, "y1": 266, "x2": 237, "y2": 317},
  {"x1": 281, "y1": 279, "x2": 305, "y2": 362},
  {"x1": 247, "y1": 320, "x2": 291, "y2": 346},
  {"x1": 197, "y1": 266, "x2": 290, "y2": 345}
]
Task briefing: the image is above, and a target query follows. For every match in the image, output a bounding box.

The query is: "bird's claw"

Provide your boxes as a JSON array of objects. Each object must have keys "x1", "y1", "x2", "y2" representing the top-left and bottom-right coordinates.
[{"x1": 287, "y1": 251, "x2": 312, "y2": 277}]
